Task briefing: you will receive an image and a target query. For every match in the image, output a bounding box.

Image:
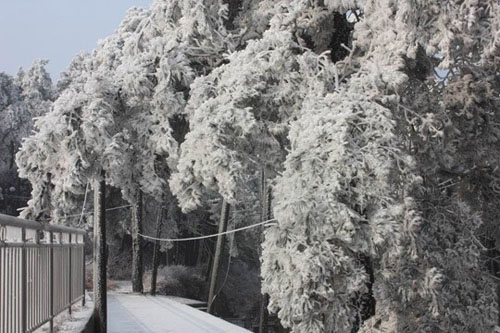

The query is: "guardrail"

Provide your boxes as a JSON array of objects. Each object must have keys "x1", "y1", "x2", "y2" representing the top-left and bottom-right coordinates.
[{"x1": 0, "y1": 214, "x2": 86, "y2": 333}]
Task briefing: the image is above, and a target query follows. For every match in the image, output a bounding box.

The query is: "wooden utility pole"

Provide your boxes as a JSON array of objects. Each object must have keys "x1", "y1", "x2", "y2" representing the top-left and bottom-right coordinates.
[
  {"x1": 259, "y1": 171, "x2": 271, "y2": 333},
  {"x1": 132, "y1": 190, "x2": 144, "y2": 293},
  {"x1": 151, "y1": 205, "x2": 165, "y2": 296},
  {"x1": 207, "y1": 200, "x2": 230, "y2": 314},
  {"x1": 93, "y1": 170, "x2": 107, "y2": 333}
]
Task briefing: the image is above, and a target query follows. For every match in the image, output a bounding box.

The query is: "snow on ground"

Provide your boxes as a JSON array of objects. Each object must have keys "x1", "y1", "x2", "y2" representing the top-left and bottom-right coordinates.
[
  {"x1": 110, "y1": 280, "x2": 206, "y2": 306},
  {"x1": 108, "y1": 293, "x2": 250, "y2": 333},
  {"x1": 109, "y1": 279, "x2": 133, "y2": 294},
  {"x1": 35, "y1": 281, "x2": 247, "y2": 332},
  {"x1": 164, "y1": 295, "x2": 206, "y2": 307},
  {"x1": 35, "y1": 293, "x2": 93, "y2": 333}
]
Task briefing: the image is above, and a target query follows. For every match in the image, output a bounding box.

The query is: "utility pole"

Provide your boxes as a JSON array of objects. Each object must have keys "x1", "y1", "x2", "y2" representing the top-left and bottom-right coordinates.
[
  {"x1": 151, "y1": 205, "x2": 165, "y2": 296},
  {"x1": 132, "y1": 190, "x2": 144, "y2": 293},
  {"x1": 94, "y1": 170, "x2": 107, "y2": 333},
  {"x1": 207, "y1": 200, "x2": 230, "y2": 314}
]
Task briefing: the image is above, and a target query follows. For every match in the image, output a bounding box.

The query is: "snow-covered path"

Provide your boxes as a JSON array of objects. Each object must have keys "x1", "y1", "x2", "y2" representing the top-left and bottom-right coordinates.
[{"x1": 108, "y1": 294, "x2": 250, "y2": 333}]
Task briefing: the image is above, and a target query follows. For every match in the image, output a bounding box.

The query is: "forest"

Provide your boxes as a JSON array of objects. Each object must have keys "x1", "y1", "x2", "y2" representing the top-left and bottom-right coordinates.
[{"x1": 1, "y1": 0, "x2": 500, "y2": 332}]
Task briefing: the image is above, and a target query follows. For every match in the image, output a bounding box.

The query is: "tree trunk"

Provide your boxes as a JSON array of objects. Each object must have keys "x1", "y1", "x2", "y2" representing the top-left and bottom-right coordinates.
[
  {"x1": 151, "y1": 205, "x2": 165, "y2": 296},
  {"x1": 223, "y1": 0, "x2": 242, "y2": 30},
  {"x1": 196, "y1": 239, "x2": 204, "y2": 267},
  {"x1": 497, "y1": 282, "x2": 500, "y2": 326},
  {"x1": 485, "y1": 237, "x2": 500, "y2": 325},
  {"x1": 259, "y1": 294, "x2": 270, "y2": 333},
  {"x1": 352, "y1": 254, "x2": 376, "y2": 332},
  {"x1": 93, "y1": 170, "x2": 107, "y2": 333},
  {"x1": 207, "y1": 200, "x2": 230, "y2": 314},
  {"x1": 9, "y1": 140, "x2": 15, "y2": 170},
  {"x1": 132, "y1": 191, "x2": 144, "y2": 293},
  {"x1": 259, "y1": 174, "x2": 271, "y2": 333},
  {"x1": 204, "y1": 244, "x2": 213, "y2": 282}
]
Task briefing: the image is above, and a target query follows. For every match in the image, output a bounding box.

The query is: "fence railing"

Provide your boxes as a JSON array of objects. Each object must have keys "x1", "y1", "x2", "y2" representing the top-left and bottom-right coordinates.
[{"x1": 0, "y1": 214, "x2": 86, "y2": 333}]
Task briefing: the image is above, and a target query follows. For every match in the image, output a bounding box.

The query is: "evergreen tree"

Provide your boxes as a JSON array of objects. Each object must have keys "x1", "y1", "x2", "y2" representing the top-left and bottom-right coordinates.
[{"x1": 0, "y1": 60, "x2": 54, "y2": 215}]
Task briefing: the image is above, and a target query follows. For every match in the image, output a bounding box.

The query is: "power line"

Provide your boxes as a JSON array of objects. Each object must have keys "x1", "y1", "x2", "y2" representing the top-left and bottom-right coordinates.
[{"x1": 138, "y1": 218, "x2": 277, "y2": 242}]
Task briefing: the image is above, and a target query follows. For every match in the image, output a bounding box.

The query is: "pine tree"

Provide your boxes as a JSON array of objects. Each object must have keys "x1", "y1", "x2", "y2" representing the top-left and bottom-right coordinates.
[{"x1": 0, "y1": 60, "x2": 54, "y2": 215}]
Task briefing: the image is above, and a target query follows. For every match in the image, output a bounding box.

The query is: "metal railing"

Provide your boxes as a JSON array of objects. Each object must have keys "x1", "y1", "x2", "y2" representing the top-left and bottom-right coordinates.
[{"x1": 0, "y1": 214, "x2": 86, "y2": 333}]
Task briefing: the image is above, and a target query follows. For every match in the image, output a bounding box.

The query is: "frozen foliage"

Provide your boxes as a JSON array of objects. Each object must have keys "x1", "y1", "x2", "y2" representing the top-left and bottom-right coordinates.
[
  {"x1": 16, "y1": 59, "x2": 55, "y2": 117},
  {"x1": 366, "y1": 1, "x2": 500, "y2": 332},
  {"x1": 364, "y1": 196, "x2": 498, "y2": 332},
  {"x1": 0, "y1": 72, "x2": 25, "y2": 171},
  {"x1": 259, "y1": 0, "x2": 499, "y2": 332},
  {"x1": 260, "y1": 1, "x2": 408, "y2": 330},
  {"x1": 262, "y1": 91, "x2": 403, "y2": 332},
  {"x1": 17, "y1": 87, "x2": 90, "y2": 220},
  {"x1": 0, "y1": 60, "x2": 54, "y2": 173},
  {"x1": 171, "y1": 27, "x2": 336, "y2": 211}
]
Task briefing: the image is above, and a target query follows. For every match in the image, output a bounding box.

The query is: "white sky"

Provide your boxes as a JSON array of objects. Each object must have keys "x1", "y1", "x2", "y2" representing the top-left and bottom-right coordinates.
[{"x1": 0, "y1": 0, "x2": 152, "y2": 80}]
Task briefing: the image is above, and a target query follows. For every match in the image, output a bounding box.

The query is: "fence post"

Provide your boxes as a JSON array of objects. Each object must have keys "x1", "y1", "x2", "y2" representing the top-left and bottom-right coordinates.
[
  {"x1": 68, "y1": 233, "x2": 72, "y2": 315},
  {"x1": 49, "y1": 231, "x2": 54, "y2": 333},
  {"x1": 59, "y1": 232, "x2": 63, "y2": 317},
  {"x1": 21, "y1": 227, "x2": 27, "y2": 333}
]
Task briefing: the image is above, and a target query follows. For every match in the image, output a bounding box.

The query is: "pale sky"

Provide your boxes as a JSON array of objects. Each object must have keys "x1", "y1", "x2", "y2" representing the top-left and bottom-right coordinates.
[{"x1": 0, "y1": 0, "x2": 152, "y2": 80}]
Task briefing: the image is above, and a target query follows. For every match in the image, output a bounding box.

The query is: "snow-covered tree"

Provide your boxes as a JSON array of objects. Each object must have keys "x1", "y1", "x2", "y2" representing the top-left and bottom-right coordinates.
[
  {"x1": 71, "y1": 0, "x2": 233, "y2": 205},
  {"x1": 0, "y1": 60, "x2": 54, "y2": 174},
  {"x1": 170, "y1": 4, "x2": 339, "y2": 211},
  {"x1": 260, "y1": 1, "x2": 499, "y2": 332},
  {"x1": 17, "y1": 0, "x2": 234, "y2": 293},
  {"x1": 16, "y1": 59, "x2": 55, "y2": 118},
  {"x1": 0, "y1": 72, "x2": 25, "y2": 171},
  {"x1": 0, "y1": 60, "x2": 54, "y2": 215},
  {"x1": 367, "y1": 2, "x2": 500, "y2": 330},
  {"x1": 16, "y1": 86, "x2": 90, "y2": 220}
]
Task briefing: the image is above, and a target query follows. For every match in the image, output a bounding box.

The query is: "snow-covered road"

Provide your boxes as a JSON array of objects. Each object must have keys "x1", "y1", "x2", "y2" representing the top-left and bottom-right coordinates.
[{"x1": 108, "y1": 294, "x2": 250, "y2": 333}]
